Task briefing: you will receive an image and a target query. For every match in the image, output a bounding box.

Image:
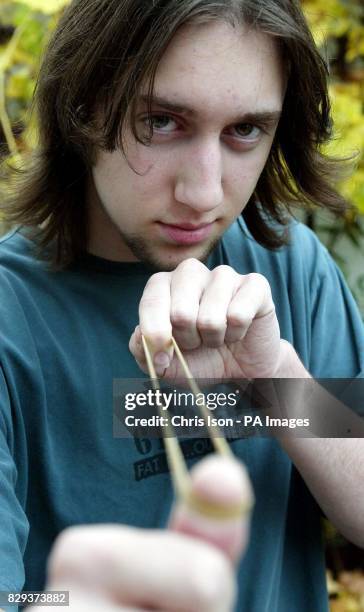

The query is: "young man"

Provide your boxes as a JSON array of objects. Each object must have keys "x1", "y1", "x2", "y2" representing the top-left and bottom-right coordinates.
[{"x1": 0, "y1": 1, "x2": 363, "y2": 611}]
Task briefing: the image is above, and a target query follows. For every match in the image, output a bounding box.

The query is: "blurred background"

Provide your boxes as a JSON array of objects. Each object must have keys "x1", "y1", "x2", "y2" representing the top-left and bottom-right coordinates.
[{"x1": 0, "y1": 0, "x2": 363, "y2": 610}]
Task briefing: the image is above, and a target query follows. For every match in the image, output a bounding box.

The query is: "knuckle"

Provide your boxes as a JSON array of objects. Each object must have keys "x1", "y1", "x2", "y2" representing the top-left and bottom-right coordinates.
[
  {"x1": 49, "y1": 527, "x2": 118, "y2": 583},
  {"x1": 189, "y1": 549, "x2": 235, "y2": 610},
  {"x1": 212, "y1": 264, "x2": 236, "y2": 280},
  {"x1": 171, "y1": 308, "x2": 196, "y2": 329},
  {"x1": 52, "y1": 526, "x2": 85, "y2": 556},
  {"x1": 247, "y1": 272, "x2": 271, "y2": 294},
  {"x1": 146, "y1": 271, "x2": 170, "y2": 286},
  {"x1": 49, "y1": 527, "x2": 92, "y2": 577},
  {"x1": 176, "y1": 258, "x2": 206, "y2": 274},
  {"x1": 226, "y1": 311, "x2": 248, "y2": 327},
  {"x1": 141, "y1": 275, "x2": 169, "y2": 303},
  {"x1": 197, "y1": 316, "x2": 226, "y2": 333}
]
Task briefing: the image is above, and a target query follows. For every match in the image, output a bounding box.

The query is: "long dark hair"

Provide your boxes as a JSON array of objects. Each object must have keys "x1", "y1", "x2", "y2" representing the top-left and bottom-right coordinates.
[{"x1": 1, "y1": 0, "x2": 353, "y2": 268}]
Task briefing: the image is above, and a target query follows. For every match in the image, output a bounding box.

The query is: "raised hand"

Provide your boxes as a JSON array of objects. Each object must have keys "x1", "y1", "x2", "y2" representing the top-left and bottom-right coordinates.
[{"x1": 130, "y1": 258, "x2": 283, "y2": 379}]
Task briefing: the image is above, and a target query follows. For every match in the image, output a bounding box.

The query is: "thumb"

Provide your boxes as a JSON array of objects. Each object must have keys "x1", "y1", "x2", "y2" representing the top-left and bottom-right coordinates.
[{"x1": 168, "y1": 454, "x2": 254, "y2": 563}]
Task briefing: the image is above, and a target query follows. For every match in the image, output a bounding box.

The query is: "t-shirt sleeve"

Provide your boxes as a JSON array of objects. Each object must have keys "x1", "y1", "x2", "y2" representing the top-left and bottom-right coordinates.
[
  {"x1": 307, "y1": 243, "x2": 364, "y2": 420},
  {"x1": 0, "y1": 365, "x2": 29, "y2": 611},
  {"x1": 309, "y1": 245, "x2": 364, "y2": 379}
]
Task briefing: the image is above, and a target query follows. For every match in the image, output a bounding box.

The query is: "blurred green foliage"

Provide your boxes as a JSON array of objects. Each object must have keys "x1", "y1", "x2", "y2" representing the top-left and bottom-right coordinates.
[
  {"x1": 302, "y1": 0, "x2": 364, "y2": 314},
  {"x1": 303, "y1": 0, "x2": 364, "y2": 215},
  {"x1": 0, "y1": 0, "x2": 68, "y2": 158}
]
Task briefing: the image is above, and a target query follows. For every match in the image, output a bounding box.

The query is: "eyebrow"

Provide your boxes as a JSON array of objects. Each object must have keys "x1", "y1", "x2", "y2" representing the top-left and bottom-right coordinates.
[{"x1": 138, "y1": 94, "x2": 282, "y2": 126}]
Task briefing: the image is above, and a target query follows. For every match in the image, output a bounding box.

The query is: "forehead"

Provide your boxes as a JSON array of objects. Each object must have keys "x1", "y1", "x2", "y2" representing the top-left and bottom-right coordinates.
[{"x1": 148, "y1": 21, "x2": 285, "y2": 120}]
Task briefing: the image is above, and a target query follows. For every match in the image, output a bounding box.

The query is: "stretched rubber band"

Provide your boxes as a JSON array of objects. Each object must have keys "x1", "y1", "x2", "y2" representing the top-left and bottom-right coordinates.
[{"x1": 141, "y1": 334, "x2": 253, "y2": 519}]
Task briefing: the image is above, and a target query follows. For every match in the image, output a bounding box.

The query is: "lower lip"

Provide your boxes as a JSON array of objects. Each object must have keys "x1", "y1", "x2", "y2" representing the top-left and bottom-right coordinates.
[{"x1": 158, "y1": 223, "x2": 214, "y2": 245}]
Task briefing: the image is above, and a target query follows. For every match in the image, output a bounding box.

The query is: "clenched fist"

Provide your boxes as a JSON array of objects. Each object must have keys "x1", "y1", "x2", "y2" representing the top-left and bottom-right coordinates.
[{"x1": 130, "y1": 259, "x2": 304, "y2": 379}]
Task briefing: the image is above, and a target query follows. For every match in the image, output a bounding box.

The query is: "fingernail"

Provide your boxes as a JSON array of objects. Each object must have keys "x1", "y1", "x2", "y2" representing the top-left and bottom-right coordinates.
[{"x1": 153, "y1": 352, "x2": 170, "y2": 368}]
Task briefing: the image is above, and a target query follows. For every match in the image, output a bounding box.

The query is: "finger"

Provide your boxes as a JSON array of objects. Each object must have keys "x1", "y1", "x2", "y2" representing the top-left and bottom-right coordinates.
[
  {"x1": 225, "y1": 272, "x2": 274, "y2": 343},
  {"x1": 197, "y1": 266, "x2": 240, "y2": 347},
  {"x1": 129, "y1": 325, "x2": 180, "y2": 380},
  {"x1": 170, "y1": 259, "x2": 210, "y2": 350},
  {"x1": 138, "y1": 272, "x2": 174, "y2": 373},
  {"x1": 169, "y1": 454, "x2": 254, "y2": 564},
  {"x1": 47, "y1": 525, "x2": 236, "y2": 612},
  {"x1": 129, "y1": 325, "x2": 149, "y2": 375}
]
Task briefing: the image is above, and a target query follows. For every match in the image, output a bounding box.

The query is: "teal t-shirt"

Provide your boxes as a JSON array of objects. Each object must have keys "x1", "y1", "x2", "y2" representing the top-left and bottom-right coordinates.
[{"x1": 0, "y1": 219, "x2": 363, "y2": 612}]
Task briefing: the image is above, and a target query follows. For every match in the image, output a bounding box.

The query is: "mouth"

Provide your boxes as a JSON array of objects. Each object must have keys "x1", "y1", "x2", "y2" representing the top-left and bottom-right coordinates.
[{"x1": 156, "y1": 221, "x2": 215, "y2": 245}]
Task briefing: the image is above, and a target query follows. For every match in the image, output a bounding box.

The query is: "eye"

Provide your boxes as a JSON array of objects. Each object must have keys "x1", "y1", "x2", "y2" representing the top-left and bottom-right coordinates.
[
  {"x1": 145, "y1": 114, "x2": 178, "y2": 132},
  {"x1": 232, "y1": 123, "x2": 262, "y2": 139}
]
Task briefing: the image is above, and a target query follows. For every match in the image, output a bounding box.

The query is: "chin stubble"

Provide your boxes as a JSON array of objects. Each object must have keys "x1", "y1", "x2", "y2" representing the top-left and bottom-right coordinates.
[{"x1": 120, "y1": 232, "x2": 221, "y2": 272}]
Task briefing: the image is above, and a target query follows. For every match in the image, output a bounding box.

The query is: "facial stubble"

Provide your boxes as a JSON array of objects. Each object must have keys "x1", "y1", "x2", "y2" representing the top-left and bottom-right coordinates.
[{"x1": 118, "y1": 229, "x2": 222, "y2": 272}]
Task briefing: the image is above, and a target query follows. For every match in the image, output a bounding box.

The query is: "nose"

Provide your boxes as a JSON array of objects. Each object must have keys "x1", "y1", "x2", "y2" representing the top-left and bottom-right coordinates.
[{"x1": 174, "y1": 138, "x2": 224, "y2": 212}]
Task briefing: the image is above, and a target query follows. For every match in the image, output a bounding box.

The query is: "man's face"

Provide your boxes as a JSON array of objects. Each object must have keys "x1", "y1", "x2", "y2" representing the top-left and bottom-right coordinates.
[{"x1": 88, "y1": 21, "x2": 285, "y2": 269}]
